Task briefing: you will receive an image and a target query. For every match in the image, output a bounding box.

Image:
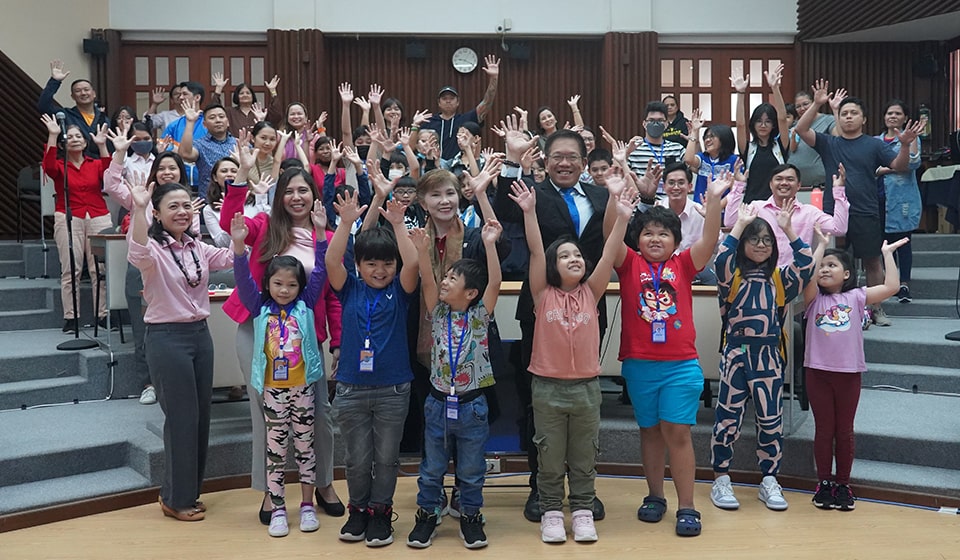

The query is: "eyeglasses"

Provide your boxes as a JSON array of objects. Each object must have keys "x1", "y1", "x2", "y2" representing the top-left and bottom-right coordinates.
[
  {"x1": 746, "y1": 236, "x2": 774, "y2": 247},
  {"x1": 208, "y1": 283, "x2": 228, "y2": 291},
  {"x1": 755, "y1": 120, "x2": 774, "y2": 127},
  {"x1": 394, "y1": 189, "x2": 417, "y2": 196},
  {"x1": 548, "y1": 153, "x2": 583, "y2": 163},
  {"x1": 645, "y1": 119, "x2": 667, "y2": 125}
]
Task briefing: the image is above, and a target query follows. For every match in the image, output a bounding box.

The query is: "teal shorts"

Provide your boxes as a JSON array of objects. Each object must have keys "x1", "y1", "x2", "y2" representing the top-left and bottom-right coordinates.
[{"x1": 621, "y1": 358, "x2": 704, "y2": 428}]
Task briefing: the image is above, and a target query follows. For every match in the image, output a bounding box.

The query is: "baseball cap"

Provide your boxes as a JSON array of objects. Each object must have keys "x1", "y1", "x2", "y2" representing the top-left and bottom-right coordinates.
[{"x1": 438, "y1": 86, "x2": 459, "y2": 98}]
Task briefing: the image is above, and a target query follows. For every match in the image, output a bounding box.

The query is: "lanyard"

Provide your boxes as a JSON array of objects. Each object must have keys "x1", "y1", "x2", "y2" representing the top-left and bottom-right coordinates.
[
  {"x1": 645, "y1": 260, "x2": 664, "y2": 312},
  {"x1": 447, "y1": 310, "x2": 470, "y2": 394},
  {"x1": 364, "y1": 290, "x2": 384, "y2": 343},
  {"x1": 643, "y1": 139, "x2": 665, "y2": 164}
]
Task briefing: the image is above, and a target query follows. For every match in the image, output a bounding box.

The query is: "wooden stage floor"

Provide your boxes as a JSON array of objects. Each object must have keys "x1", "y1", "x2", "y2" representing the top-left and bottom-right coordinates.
[{"x1": 5, "y1": 475, "x2": 960, "y2": 559}]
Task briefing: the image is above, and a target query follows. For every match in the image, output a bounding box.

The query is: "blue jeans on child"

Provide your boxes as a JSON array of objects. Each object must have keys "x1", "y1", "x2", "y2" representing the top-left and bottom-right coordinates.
[
  {"x1": 416, "y1": 393, "x2": 489, "y2": 516},
  {"x1": 334, "y1": 381, "x2": 411, "y2": 508}
]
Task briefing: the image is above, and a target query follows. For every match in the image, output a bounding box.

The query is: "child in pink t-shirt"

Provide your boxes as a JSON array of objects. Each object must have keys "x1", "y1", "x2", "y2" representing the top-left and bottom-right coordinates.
[
  {"x1": 803, "y1": 226, "x2": 907, "y2": 512},
  {"x1": 508, "y1": 179, "x2": 635, "y2": 544}
]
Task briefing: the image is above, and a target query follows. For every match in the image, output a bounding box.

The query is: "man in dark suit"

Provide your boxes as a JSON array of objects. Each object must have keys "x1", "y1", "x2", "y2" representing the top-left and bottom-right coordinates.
[{"x1": 494, "y1": 118, "x2": 610, "y2": 522}]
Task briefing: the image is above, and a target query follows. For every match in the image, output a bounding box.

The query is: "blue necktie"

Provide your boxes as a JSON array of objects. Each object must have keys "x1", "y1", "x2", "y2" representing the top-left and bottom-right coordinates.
[{"x1": 560, "y1": 187, "x2": 580, "y2": 236}]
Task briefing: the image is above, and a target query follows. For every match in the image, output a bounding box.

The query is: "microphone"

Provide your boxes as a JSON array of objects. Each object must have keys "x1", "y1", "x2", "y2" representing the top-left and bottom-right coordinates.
[{"x1": 55, "y1": 111, "x2": 67, "y2": 142}]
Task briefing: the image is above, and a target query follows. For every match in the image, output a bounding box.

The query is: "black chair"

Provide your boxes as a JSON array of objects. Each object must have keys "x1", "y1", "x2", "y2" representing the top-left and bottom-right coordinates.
[{"x1": 16, "y1": 165, "x2": 42, "y2": 243}]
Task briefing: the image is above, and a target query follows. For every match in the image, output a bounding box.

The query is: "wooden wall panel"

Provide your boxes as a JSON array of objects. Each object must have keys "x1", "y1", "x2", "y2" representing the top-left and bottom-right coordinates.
[
  {"x1": 799, "y1": 41, "x2": 951, "y2": 148},
  {"x1": 798, "y1": 0, "x2": 960, "y2": 40},
  {"x1": 600, "y1": 32, "x2": 659, "y2": 142}
]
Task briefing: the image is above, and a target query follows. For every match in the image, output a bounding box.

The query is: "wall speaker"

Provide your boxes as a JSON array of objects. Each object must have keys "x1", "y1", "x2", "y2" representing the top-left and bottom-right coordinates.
[
  {"x1": 83, "y1": 38, "x2": 109, "y2": 56},
  {"x1": 405, "y1": 42, "x2": 427, "y2": 59}
]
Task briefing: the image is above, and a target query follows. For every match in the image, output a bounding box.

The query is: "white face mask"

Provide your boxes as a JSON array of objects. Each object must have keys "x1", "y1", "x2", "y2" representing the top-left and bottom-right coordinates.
[{"x1": 388, "y1": 169, "x2": 406, "y2": 180}]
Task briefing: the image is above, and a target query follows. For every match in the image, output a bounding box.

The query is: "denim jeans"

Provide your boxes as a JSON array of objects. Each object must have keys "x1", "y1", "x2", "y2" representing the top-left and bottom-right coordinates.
[
  {"x1": 334, "y1": 381, "x2": 411, "y2": 508},
  {"x1": 416, "y1": 394, "x2": 489, "y2": 516}
]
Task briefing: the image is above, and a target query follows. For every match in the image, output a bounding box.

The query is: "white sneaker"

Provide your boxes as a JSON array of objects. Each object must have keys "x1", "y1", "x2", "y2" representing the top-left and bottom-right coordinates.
[
  {"x1": 540, "y1": 510, "x2": 567, "y2": 543},
  {"x1": 758, "y1": 475, "x2": 789, "y2": 510},
  {"x1": 268, "y1": 510, "x2": 289, "y2": 537},
  {"x1": 139, "y1": 386, "x2": 157, "y2": 405},
  {"x1": 711, "y1": 475, "x2": 740, "y2": 510},
  {"x1": 571, "y1": 509, "x2": 598, "y2": 542},
  {"x1": 300, "y1": 504, "x2": 320, "y2": 532}
]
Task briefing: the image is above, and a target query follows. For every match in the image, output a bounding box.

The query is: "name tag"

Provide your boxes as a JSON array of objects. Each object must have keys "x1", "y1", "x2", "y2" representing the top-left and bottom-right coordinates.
[
  {"x1": 445, "y1": 394, "x2": 459, "y2": 420},
  {"x1": 359, "y1": 349, "x2": 375, "y2": 372},
  {"x1": 652, "y1": 320, "x2": 667, "y2": 343},
  {"x1": 272, "y1": 357, "x2": 289, "y2": 381}
]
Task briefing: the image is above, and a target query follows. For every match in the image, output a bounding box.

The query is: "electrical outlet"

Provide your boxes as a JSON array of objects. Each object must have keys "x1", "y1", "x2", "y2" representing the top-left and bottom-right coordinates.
[{"x1": 485, "y1": 458, "x2": 501, "y2": 473}]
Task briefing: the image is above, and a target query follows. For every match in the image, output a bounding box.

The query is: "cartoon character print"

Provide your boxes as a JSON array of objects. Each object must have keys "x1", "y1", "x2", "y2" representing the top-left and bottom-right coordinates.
[
  {"x1": 637, "y1": 265, "x2": 679, "y2": 323},
  {"x1": 815, "y1": 303, "x2": 853, "y2": 333},
  {"x1": 266, "y1": 313, "x2": 304, "y2": 368}
]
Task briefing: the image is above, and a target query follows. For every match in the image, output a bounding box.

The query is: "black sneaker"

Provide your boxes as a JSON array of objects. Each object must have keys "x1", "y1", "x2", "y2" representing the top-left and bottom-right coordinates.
[
  {"x1": 523, "y1": 489, "x2": 541, "y2": 522},
  {"x1": 812, "y1": 480, "x2": 834, "y2": 509},
  {"x1": 97, "y1": 317, "x2": 119, "y2": 332},
  {"x1": 339, "y1": 505, "x2": 369, "y2": 542},
  {"x1": 592, "y1": 496, "x2": 606, "y2": 521},
  {"x1": 63, "y1": 319, "x2": 78, "y2": 333},
  {"x1": 406, "y1": 508, "x2": 438, "y2": 548},
  {"x1": 833, "y1": 484, "x2": 856, "y2": 511},
  {"x1": 898, "y1": 285, "x2": 912, "y2": 304},
  {"x1": 365, "y1": 504, "x2": 394, "y2": 547},
  {"x1": 459, "y1": 512, "x2": 488, "y2": 549}
]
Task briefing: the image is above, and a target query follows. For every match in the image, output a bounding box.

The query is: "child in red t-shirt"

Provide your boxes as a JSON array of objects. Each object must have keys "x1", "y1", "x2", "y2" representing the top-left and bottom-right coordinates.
[{"x1": 607, "y1": 165, "x2": 732, "y2": 537}]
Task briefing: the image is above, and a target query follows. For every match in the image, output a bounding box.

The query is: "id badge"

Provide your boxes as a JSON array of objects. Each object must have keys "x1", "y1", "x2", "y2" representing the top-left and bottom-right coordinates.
[
  {"x1": 445, "y1": 394, "x2": 459, "y2": 420},
  {"x1": 651, "y1": 320, "x2": 667, "y2": 343},
  {"x1": 272, "y1": 357, "x2": 289, "y2": 381},
  {"x1": 359, "y1": 349, "x2": 375, "y2": 372}
]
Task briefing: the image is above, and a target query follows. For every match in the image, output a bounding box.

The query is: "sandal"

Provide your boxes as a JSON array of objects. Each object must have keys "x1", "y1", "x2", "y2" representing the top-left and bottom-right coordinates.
[
  {"x1": 159, "y1": 497, "x2": 205, "y2": 522},
  {"x1": 194, "y1": 500, "x2": 206, "y2": 513},
  {"x1": 637, "y1": 495, "x2": 667, "y2": 523},
  {"x1": 675, "y1": 508, "x2": 701, "y2": 537}
]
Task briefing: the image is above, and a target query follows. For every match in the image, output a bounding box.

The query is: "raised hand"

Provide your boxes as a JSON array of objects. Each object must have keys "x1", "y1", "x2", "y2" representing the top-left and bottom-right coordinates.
[
  {"x1": 182, "y1": 97, "x2": 201, "y2": 122},
  {"x1": 466, "y1": 155, "x2": 503, "y2": 198},
  {"x1": 810, "y1": 79, "x2": 830, "y2": 106},
  {"x1": 707, "y1": 169, "x2": 734, "y2": 200},
  {"x1": 520, "y1": 146, "x2": 541, "y2": 170},
  {"x1": 736, "y1": 201, "x2": 759, "y2": 226},
  {"x1": 311, "y1": 199, "x2": 327, "y2": 232},
  {"x1": 315, "y1": 112, "x2": 328, "y2": 130},
  {"x1": 41, "y1": 113, "x2": 61, "y2": 136},
  {"x1": 343, "y1": 145, "x2": 362, "y2": 167},
  {"x1": 251, "y1": 102, "x2": 267, "y2": 122},
  {"x1": 615, "y1": 187, "x2": 641, "y2": 220},
  {"x1": 483, "y1": 55, "x2": 500, "y2": 76},
  {"x1": 379, "y1": 197, "x2": 407, "y2": 225},
  {"x1": 733, "y1": 157, "x2": 748, "y2": 182},
  {"x1": 212, "y1": 72, "x2": 229, "y2": 92},
  {"x1": 190, "y1": 198, "x2": 206, "y2": 215},
  {"x1": 90, "y1": 123, "x2": 109, "y2": 146},
  {"x1": 881, "y1": 237, "x2": 910, "y2": 255},
  {"x1": 251, "y1": 174, "x2": 275, "y2": 196},
  {"x1": 338, "y1": 82, "x2": 354, "y2": 105},
  {"x1": 833, "y1": 162, "x2": 846, "y2": 190},
  {"x1": 689, "y1": 108, "x2": 704, "y2": 133},
  {"x1": 125, "y1": 173, "x2": 154, "y2": 209},
  {"x1": 764, "y1": 63, "x2": 784, "y2": 88},
  {"x1": 513, "y1": 106, "x2": 529, "y2": 131},
  {"x1": 50, "y1": 59, "x2": 70, "y2": 81},
  {"x1": 507, "y1": 180, "x2": 537, "y2": 213},
  {"x1": 896, "y1": 119, "x2": 926, "y2": 145},
  {"x1": 230, "y1": 212, "x2": 248, "y2": 251},
  {"x1": 275, "y1": 128, "x2": 292, "y2": 148},
  {"x1": 776, "y1": 199, "x2": 797, "y2": 233},
  {"x1": 730, "y1": 68, "x2": 749, "y2": 93},
  {"x1": 367, "y1": 84, "x2": 384, "y2": 105},
  {"x1": 410, "y1": 227, "x2": 431, "y2": 253},
  {"x1": 643, "y1": 158, "x2": 663, "y2": 186},
  {"x1": 353, "y1": 96, "x2": 371, "y2": 112},
  {"x1": 501, "y1": 114, "x2": 538, "y2": 159},
  {"x1": 265, "y1": 75, "x2": 280, "y2": 93},
  {"x1": 151, "y1": 87, "x2": 167, "y2": 105},
  {"x1": 603, "y1": 165, "x2": 630, "y2": 198},
  {"x1": 490, "y1": 124, "x2": 506, "y2": 138},
  {"x1": 107, "y1": 126, "x2": 132, "y2": 152},
  {"x1": 333, "y1": 189, "x2": 367, "y2": 225},
  {"x1": 411, "y1": 109, "x2": 432, "y2": 127},
  {"x1": 567, "y1": 94, "x2": 581, "y2": 110},
  {"x1": 398, "y1": 127, "x2": 412, "y2": 146},
  {"x1": 481, "y1": 218, "x2": 503, "y2": 245},
  {"x1": 828, "y1": 87, "x2": 848, "y2": 113},
  {"x1": 234, "y1": 141, "x2": 260, "y2": 171},
  {"x1": 813, "y1": 222, "x2": 831, "y2": 250},
  {"x1": 367, "y1": 161, "x2": 394, "y2": 199}
]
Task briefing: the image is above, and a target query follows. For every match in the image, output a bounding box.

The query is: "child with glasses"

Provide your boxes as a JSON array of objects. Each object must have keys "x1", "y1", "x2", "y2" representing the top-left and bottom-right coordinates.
[{"x1": 709, "y1": 200, "x2": 815, "y2": 513}]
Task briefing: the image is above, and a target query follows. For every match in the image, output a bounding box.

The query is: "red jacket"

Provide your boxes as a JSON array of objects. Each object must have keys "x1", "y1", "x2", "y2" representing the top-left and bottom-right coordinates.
[{"x1": 42, "y1": 146, "x2": 111, "y2": 218}]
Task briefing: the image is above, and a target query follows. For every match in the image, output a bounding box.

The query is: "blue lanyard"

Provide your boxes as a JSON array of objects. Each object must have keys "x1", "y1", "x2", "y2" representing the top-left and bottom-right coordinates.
[
  {"x1": 364, "y1": 290, "x2": 384, "y2": 341},
  {"x1": 643, "y1": 139, "x2": 665, "y2": 164},
  {"x1": 447, "y1": 310, "x2": 470, "y2": 392},
  {"x1": 645, "y1": 260, "x2": 664, "y2": 312}
]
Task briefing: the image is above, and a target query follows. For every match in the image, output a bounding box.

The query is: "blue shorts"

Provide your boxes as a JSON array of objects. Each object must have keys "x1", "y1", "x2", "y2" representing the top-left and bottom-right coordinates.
[{"x1": 621, "y1": 359, "x2": 704, "y2": 428}]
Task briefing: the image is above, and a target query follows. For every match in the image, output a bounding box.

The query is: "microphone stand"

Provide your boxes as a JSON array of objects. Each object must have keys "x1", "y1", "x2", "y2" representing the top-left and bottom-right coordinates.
[{"x1": 57, "y1": 130, "x2": 98, "y2": 351}]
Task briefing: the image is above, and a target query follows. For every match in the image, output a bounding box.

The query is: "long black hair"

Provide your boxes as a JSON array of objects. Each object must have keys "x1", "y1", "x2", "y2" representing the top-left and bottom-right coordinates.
[{"x1": 147, "y1": 183, "x2": 195, "y2": 244}]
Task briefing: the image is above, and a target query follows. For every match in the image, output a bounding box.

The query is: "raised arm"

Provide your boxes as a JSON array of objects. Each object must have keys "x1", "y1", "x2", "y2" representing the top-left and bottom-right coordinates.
[
  {"x1": 731, "y1": 69, "x2": 749, "y2": 155},
  {"x1": 480, "y1": 219, "x2": 503, "y2": 312},
  {"x1": 691, "y1": 170, "x2": 733, "y2": 270},
  {"x1": 865, "y1": 238, "x2": 909, "y2": 305},
  {"x1": 795, "y1": 79, "x2": 830, "y2": 147},
  {"x1": 803, "y1": 223, "x2": 830, "y2": 308},
  {"x1": 177, "y1": 98, "x2": 202, "y2": 163},
  {"x1": 300, "y1": 201, "x2": 329, "y2": 308},
  {"x1": 465, "y1": 154, "x2": 503, "y2": 222},
  {"x1": 126, "y1": 178, "x2": 154, "y2": 247},
  {"x1": 889, "y1": 120, "x2": 925, "y2": 172},
  {"x1": 411, "y1": 228, "x2": 438, "y2": 310},
  {"x1": 589, "y1": 188, "x2": 636, "y2": 302},
  {"x1": 475, "y1": 55, "x2": 500, "y2": 122},
  {"x1": 683, "y1": 109, "x2": 705, "y2": 171},
  {"x1": 816, "y1": 163, "x2": 849, "y2": 235},
  {"x1": 338, "y1": 82, "x2": 355, "y2": 148},
  {"x1": 507, "y1": 181, "x2": 547, "y2": 306},
  {"x1": 326, "y1": 189, "x2": 367, "y2": 291},
  {"x1": 361, "y1": 162, "x2": 393, "y2": 232},
  {"x1": 368, "y1": 84, "x2": 386, "y2": 133},
  {"x1": 38, "y1": 60, "x2": 69, "y2": 114},
  {"x1": 493, "y1": 114, "x2": 539, "y2": 223},
  {"x1": 567, "y1": 95, "x2": 585, "y2": 128},
  {"x1": 723, "y1": 159, "x2": 748, "y2": 228},
  {"x1": 229, "y1": 212, "x2": 263, "y2": 314},
  {"x1": 765, "y1": 64, "x2": 790, "y2": 151},
  {"x1": 380, "y1": 198, "x2": 419, "y2": 293}
]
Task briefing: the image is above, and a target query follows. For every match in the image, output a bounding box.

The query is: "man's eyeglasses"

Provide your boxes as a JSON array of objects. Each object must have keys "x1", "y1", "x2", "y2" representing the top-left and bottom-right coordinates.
[{"x1": 548, "y1": 153, "x2": 583, "y2": 163}]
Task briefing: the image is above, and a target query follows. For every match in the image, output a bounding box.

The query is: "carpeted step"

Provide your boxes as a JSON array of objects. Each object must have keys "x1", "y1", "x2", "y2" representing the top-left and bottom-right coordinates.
[
  {"x1": 862, "y1": 317, "x2": 960, "y2": 369},
  {"x1": 865, "y1": 362, "x2": 960, "y2": 394},
  {"x1": 0, "y1": 260, "x2": 25, "y2": 278},
  {"x1": 913, "y1": 250, "x2": 960, "y2": 268},
  {"x1": 0, "y1": 467, "x2": 151, "y2": 515},
  {"x1": 908, "y1": 234, "x2": 960, "y2": 253},
  {"x1": 907, "y1": 268, "x2": 960, "y2": 300},
  {"x1": 880, "y1": 298, "x2": 959, "y2": 319},
  {"x1": 851, "y1": 459, "x2": 960, "y2": 499}
]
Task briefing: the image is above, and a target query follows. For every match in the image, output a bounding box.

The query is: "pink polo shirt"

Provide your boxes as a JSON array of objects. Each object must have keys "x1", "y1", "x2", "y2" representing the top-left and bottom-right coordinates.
[
  {"x1": 528, "y1": 283, "x2": 601, "y2": 379},
  {"x1": 724, "y1": 180, "x2": 849, "y2": 267},
  {"x1": 128, "y1": 232, "x2": 234, "y2": 324}
]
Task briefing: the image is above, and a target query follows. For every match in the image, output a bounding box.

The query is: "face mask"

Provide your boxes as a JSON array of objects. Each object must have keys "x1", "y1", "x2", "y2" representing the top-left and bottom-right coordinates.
[
  {"x1": 356, "y1": 145, "x2": 370, "y2": 160},
  {"x1": 131, "y1": 140, "x2": 154, "y2": 155},
  {"x1": 645, "y1": 121, "x2": 666, "y2": 139},
  {"x1": 388, "y1": 169, "x2": 406, "y2": 181}
]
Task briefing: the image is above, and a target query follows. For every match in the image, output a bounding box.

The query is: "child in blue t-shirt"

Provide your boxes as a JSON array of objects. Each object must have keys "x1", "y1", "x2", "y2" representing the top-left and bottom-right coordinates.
[
  {"x1": 405, "y1": 220, "x2": 503, "y2": 549},
  {"x1": 325, "y1": 190, "x2": 420, "y2": 547}
]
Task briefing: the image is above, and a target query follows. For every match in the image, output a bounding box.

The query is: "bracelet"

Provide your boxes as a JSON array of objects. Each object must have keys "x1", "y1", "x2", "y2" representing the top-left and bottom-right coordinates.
[
  {"x1": 269, "y1": 90, "x2": 278, "y2": 96},
  {"x1": 410, "y1": 126, "x2": 420, "y2": 131},
  {"x1": 503, "y1": 160, "x2": 521, "y2": 168},
  {"x1": 317, "y1": 126, "x2": 327, "y2": 134}
]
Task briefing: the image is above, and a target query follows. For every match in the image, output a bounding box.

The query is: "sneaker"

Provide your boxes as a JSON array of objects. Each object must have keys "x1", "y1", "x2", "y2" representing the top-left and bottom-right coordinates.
[
  {"x1": 897, "y1": 285, "x2": 912, "y2": 303},
  {"x1": 97, "y1": 317, "x2": 119, "y2": 331},
  {"x1": 540, "y1": 510, "x2": 566, "y2": 543},
  {"x1": 339, "y1": 505, "x2": 369, "y2": 542},
  {"x1": 872, "y1": 305, "x2": 892, "y2": 327},
  {"x1": 758, "y1": 475, "x2": 789, "y2": 510},
  {"x1": 268, "y1": 509, "x2": 289, "y2": 537},
  {"x1": 459, "y1": 512, "x2": 488, "y2": 549},
  {"x1": 439, "y1": 488, "x2": 449, "y2": 521},
  {"x1": 523, "y1": 488, "x2": 542, "y2": 522},
  {"x1": 833, "y1": 484, "x2": 857, "y2": 511},
  {"x1": 862, "y1": 307, "x2": 873, "y2": 330},
  {"x1": 139, "y1": 386, "x2": 157, "y2": 405},
  {"x1": 365, "y1": 505, "x2": 394, "y2": 547},
  {"x1": 407, "y1": 508, "x2": 438, "y2": 548},
  {"x1": 710, "y1": 475, "x2": 740, "y2": 510},
  {"x1": 62, "y1": 319, "x2": 78, "y2": 333},
  {"x1": 571, "y1": 509, "x2": 598, "y2": 542},
  {"x1": 299, "y1": 504, "x2": 320, "y2": 532},
  {"x1": 812, "y1": 480, "x2": 835, "y2": 509},
  {"x1": 448, "y1": 487, "x2": 461, "y2": 519}
]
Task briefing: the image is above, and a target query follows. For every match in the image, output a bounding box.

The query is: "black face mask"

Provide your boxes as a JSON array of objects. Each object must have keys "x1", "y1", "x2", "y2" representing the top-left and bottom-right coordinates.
[{"x1": 356, "y1": 145, "x2": 370, "y2": 160}]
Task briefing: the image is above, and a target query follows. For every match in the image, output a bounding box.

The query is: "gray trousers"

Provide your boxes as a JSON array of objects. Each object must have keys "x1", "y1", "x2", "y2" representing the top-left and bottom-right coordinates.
[
  {"x1": 236, "y1": 320, "x2": 335, "y2": 491},
  {"x1": 124, "y1": 263, "x2": 151, "y2": 389},
  {"x1": 146, "y1": 320, "x2": 214, "y2": 509}
]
